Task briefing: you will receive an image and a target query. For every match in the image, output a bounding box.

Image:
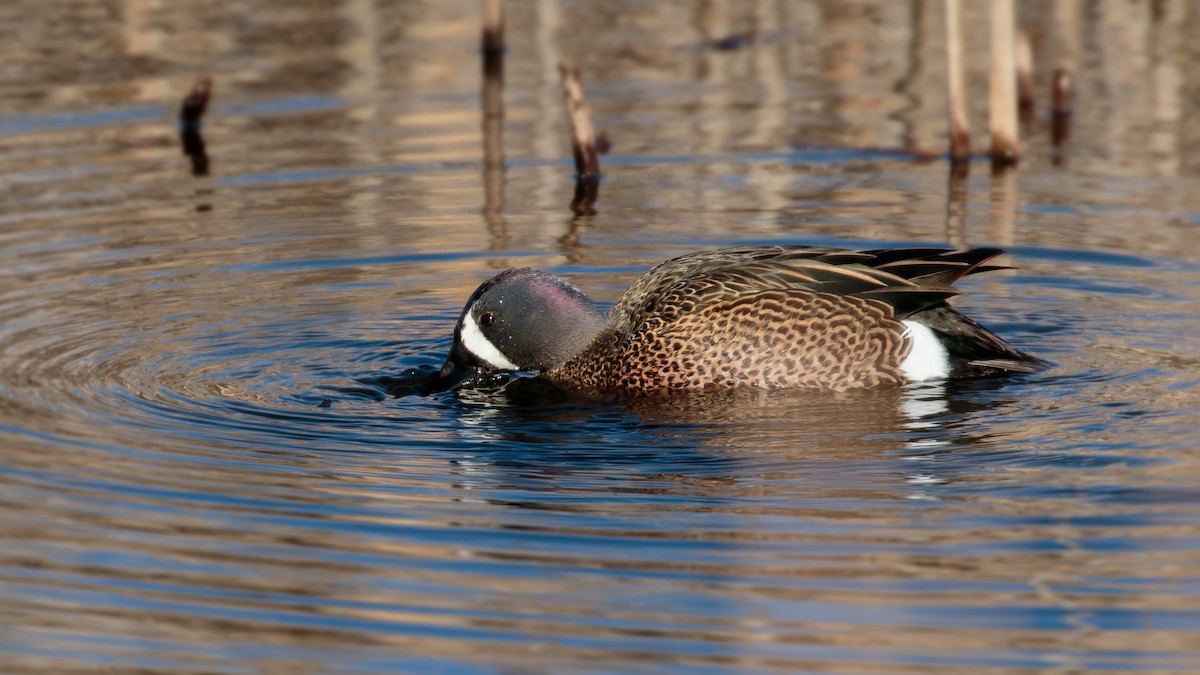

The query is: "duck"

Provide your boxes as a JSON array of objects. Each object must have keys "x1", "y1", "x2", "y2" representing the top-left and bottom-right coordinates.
[{"x1": 434, "y1": 245, "x2": 1045, "y2": 393}]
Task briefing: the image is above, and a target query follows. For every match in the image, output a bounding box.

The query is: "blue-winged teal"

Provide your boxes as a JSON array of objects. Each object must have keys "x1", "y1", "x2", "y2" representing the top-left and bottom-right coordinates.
[{"x1": 436, "y1": 246, "x2": 1044, "y2": 393}]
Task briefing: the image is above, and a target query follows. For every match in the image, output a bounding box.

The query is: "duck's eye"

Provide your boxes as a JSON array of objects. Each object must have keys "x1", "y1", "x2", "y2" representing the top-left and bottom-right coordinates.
[{"x1": 479, "y1": 311, "x2": 497, "y2": 327}]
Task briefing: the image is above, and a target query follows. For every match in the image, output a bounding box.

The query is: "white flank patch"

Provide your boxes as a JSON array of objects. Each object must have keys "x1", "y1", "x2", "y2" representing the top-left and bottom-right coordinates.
[
  {"x1": 460, "y1": 312, "x2": 519, "y2": 370},
  {"x1": 900, "y1": 320, "x2": 950, "y2": 381}
]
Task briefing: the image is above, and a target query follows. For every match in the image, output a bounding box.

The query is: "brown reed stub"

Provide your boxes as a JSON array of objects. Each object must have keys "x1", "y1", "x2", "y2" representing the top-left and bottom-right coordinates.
[
  {"x1": 481, "y1": 0, "x2": 503, "y2": 80},
  {"x1": 180, "y1": 77, "x2": 212, "y2": 128},
  {"x1": 706, "y1": 30, "x2": 760, "y2": 51},
  {"x1": 944, "y1": 0, "x2": 970, "y2": 163},
  {"x1": 595, "y1": 130, "x2": 611, "y2": 155},
  {"x1": 989, "y1": 0, "x2": 1020, "y2": 164},
  {"x1": 179, "y1": 77, "x2": 212, "y2": 177},
  {"x1": 481, "y1": 0, "x2": 503, "y2": 57},
  {"x1": 558, "y1": 62, "x2": 600, "y2": 177},
  {"x1": 1052, "y1": 68, "x2": 1072, "y2": 149},
  {"x1": 1052, "y1": 67, "x2": 1072, "y2": 114},
  {"x1": 1016, "y1": 30, "x2": 1034, "y2": 122},
  {"x1": 570, "y1": 174, "x2": 600, "y2": 217}
]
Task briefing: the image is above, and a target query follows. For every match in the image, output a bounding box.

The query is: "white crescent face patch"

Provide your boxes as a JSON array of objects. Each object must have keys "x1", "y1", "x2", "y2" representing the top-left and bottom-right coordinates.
[{"x1": 459, "y1": 311, "x2": 519, "y2": 371}]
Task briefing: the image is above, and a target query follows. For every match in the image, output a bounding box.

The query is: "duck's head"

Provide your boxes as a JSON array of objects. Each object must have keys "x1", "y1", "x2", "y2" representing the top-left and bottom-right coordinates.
[{"x1": 435, "y1": 268, "x2": 608, "y2": 389}]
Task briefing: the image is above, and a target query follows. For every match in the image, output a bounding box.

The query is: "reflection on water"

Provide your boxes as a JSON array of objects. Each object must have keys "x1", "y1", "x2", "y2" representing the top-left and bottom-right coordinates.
[{"x1": 2, "y1": 0, "x2": 1200, "y2": 672}]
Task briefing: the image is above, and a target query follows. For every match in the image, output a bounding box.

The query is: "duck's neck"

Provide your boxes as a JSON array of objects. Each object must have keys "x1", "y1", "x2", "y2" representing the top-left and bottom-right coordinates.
[
  {"x1": 542, "y1": 305, "x2": 617, "y2": 387},
  {"x1": 550, "y1": 302, "x2": 610, "y2": 367}
]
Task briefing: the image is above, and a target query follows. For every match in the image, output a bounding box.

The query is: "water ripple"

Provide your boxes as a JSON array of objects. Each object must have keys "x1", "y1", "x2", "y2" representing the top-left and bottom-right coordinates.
[{"x1": 3, "y1": 60, "x2": 1200, "y2": 674}]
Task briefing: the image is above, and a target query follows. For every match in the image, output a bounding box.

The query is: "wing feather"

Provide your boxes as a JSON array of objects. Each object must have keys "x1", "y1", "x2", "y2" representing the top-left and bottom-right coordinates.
[{"x1": 612, "y1": 245, "x2": 1002, "y2": 330}]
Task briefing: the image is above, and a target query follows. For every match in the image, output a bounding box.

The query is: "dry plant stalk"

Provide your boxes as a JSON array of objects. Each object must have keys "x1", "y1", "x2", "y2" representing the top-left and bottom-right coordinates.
[
  {"x1": 989, "y1": 0, "x2": 1020, "y2": 163},
  {"x1": 1052, "y1": 68, "x2": 1072, "y2": 148},
  {"x1": 558, "y1": 62, "x2": 600, "y2": 177},
  {"x1": 944, "y1": 0, "x2": 970, "y2": 162},
  {"x1": 180, "y1": 77, "x2": 212, "y2": 127},
  {"x1": 1052, "y1": 68, "x2": 1071, "y2": 115},
  {"x1": 1016, "y1": 30, "x2": 1034, "y2": 117},
  {"x1": 482, "y1": 0, "x2": 503, "y2": 57}
]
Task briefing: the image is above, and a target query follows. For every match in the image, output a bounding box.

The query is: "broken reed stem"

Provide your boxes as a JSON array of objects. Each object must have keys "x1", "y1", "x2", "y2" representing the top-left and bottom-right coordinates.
[
  {"x1": 944, "y1": 0, "x2": 970, "y2": 163},
  {"x1": 558, "y1": 62, "x2": 600, "y2": 177},
  {"x1": 569, "y1": 170, "x2": 600, "y2": 217},
  {"x1": 1016, "y1": 30, "x2": 1034, "y2": 119},
  {"x1": 480, "y1": 0, "x2": 505, "y2": 225},
  {"x1": 482, "y1": 0, "x2": 503, "y2": 59},
  {"x1": 1051, "y1": 67, "x2": 1072, "y2": 148},
  {"x1": 989, "y1": 0, "x2": 1020, "y2": 164},
  {"x1": 1052, "y1": 67, "x2": 1071, "y2": 115},
  {"x1": 179, "y1": 76, "x2": 212, "y2": 177},
  {"x1": 180, "y1": 76, "x2": 212, "y2": 129}
]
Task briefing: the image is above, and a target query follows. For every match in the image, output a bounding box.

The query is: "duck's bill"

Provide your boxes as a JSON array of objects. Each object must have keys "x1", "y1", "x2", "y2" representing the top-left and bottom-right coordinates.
[
  {"x1": 431, "y1": 357, "x2": 483, "y2": 391},
  {"x1": 428, "y1": 339, "x2": 503, "y2": 392}
]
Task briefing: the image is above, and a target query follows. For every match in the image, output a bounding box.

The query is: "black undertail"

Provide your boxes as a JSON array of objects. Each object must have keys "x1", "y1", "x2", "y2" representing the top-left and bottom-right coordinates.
[{"x1": 913, "y1": 304, "x2": 1047, "y2": 378}]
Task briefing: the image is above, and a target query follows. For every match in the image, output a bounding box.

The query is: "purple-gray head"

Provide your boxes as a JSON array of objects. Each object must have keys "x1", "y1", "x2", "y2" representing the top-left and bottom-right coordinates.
[{"x1": 434, "y1": 268, "x2": 608, "y2": 389}]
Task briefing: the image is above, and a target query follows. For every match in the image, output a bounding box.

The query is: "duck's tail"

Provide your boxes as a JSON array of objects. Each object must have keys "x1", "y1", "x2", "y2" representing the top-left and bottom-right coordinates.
[{"x1": 913, "y1": 304, "x2": 1048, "y2": 377}]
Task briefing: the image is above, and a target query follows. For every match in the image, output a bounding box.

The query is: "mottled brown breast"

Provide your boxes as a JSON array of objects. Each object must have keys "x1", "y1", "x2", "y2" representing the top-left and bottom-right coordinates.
[{"x1": 553, "y1": 289, "x2": 912, "y2": 392}]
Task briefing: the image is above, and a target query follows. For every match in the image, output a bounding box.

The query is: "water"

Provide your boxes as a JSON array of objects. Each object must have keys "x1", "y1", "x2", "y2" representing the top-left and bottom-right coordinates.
[{"x1": 2, "y1": 1, "x2": 1200, "y2": 672}]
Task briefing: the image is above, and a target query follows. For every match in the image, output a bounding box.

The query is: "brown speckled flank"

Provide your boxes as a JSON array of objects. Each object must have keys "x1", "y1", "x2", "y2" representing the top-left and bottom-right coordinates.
[
  {"x1": 441, "y1": 246, "x2": 1045, "y2": 394},
  {"x1": 552, "y1": 291, "x2": 910, "y2": 391}
]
